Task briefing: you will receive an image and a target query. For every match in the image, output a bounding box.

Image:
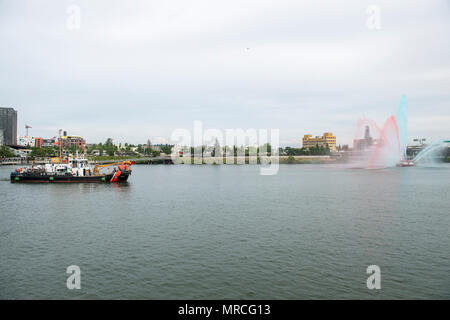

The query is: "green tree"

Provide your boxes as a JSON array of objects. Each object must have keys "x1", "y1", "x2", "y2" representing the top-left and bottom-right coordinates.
[
  {"x1": 105, "y1": 138, "x2": 113, "y2": 146},
  {"x1": 106, "y1": 139, "x2": 117, "y2": 155},
  {"x1": 29, "y1": 147, "x2": 57, "y2": 158},
  {"x1": 160, "y1": 144, "x2": 173, "y2": 154},
  {"x1": 152, "y1": 150, "x2": 161, "y2": 157},
  {"x1": 0, "y1": 146, "x2": 15, "y2": 158}
]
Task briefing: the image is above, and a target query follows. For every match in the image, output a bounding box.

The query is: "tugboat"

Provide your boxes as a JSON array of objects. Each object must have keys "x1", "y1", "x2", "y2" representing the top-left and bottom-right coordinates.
[
  {"x1": 11, "y1": 128, "x2": 134, "y2": 183},
  {"x1": 10, "y1": 155, "x2": 134, "y2": 183}
]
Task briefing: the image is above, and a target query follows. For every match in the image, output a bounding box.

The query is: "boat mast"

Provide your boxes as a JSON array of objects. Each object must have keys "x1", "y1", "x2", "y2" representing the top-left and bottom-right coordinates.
[{"x1": 58, "y1": 129, "x2": 62, "y2": 163}]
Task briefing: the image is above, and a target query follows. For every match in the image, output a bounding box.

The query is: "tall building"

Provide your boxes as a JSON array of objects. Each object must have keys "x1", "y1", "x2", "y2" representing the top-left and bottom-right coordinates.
[
  {"x1": 0, "y1": 107, "x2": 18, "y2": 146},
  {"x1": 302, "y1": 132, "x2": 337, "y2": 151},
  {"x1": 353, "y1": 126, "x2": 373, "y2": 151}
]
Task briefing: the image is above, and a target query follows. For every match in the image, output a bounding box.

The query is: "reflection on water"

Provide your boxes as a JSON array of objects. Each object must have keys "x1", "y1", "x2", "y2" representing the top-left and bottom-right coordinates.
[
  {"x1": 0, "y1": 164, "x2": 449, "y2": 299},
  {"x1": 110, "y1": 182, "x2": 131, "y2": 192}
]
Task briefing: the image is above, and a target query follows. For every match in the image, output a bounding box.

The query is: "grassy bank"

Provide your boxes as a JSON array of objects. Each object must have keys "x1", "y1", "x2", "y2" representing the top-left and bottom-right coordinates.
[
  {"x1": 174, "y1": 156, "x2": 337, "y2": 165},
  {"x1": 280, "y1": 157, "x2": 336, "y2": 164}
]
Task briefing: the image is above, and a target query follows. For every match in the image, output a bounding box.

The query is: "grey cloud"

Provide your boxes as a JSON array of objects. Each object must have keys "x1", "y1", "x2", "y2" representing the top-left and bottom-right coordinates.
[{"x1": 0, "y1": 0, "x2": 449, "y2": 145}]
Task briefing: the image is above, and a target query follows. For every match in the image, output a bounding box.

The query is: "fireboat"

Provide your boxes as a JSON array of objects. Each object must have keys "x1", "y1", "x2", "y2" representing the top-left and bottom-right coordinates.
[{"x1": 396, "y1": 159, "x2": 415, "y2": 167}]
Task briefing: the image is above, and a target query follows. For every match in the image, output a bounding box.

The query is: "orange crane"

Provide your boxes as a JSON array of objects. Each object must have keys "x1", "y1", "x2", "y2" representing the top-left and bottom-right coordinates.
[{"x1": 93, "y1": 161, "x2": 134, "y2": 176}]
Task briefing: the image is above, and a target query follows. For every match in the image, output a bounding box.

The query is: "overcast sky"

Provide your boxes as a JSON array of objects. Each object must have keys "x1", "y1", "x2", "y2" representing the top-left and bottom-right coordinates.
[{"x1": 1, "y1": 0, "x2": 449, "y2": 146}]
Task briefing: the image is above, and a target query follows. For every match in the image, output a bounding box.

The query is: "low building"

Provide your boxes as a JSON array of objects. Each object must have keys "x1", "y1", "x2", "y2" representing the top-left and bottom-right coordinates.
[
  {"x1": 18, "y1": 136, "x2": 35, "y2": 147},
  {"x1": 302, "y1": 132, "x2": 337, "y2": 151},
  {"x1": 34, "y1": 137, "x2": 44, "y2": 148},
  {"x1": 19, "y1": 136, "x2": 44, "y2": 147},
  {"x1": 43, "y1": 138, "x2": 57, "y2": 148},
  {"x1": 62, "y1": 135, "x2": 86, "y2": 151}
]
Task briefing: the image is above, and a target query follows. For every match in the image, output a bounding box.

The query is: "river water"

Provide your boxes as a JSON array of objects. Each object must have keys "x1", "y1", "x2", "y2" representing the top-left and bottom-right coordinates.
[{"x1": 0, "y1": 164, "x2": 449, "y2": 299}]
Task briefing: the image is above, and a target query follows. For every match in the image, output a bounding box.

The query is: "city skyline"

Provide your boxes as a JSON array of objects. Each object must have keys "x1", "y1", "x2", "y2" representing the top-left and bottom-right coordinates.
[
  {"x1": 2, "y1": 106, "x2": 442, "y2": 149},
  {"x1": 1, "y1": 1, "x2": 449, "y2": 146}
]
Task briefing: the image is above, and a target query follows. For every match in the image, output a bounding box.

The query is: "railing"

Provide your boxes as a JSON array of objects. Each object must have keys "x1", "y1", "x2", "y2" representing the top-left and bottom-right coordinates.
[{"x1": 0, "y1": 157, "x2": 53, "y2": 165}]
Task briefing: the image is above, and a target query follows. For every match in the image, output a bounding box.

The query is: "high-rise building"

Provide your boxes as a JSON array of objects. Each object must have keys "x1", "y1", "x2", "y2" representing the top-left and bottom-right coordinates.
[
  {"x1": 0, "y1": 107, "x2": 18, "y2": 146},
  {"x1": 302, "y1": 132, "x2": 337, "y2": 151},
  {"x1": 353, "y1": 126, "x2": 373, "y2": 151}
]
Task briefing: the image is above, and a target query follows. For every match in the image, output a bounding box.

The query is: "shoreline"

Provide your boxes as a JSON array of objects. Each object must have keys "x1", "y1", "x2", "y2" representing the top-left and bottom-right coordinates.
[
  {"x1": 0, "y1": 155, "x2": 340, "y2": 166},
  {"x1": 133, "y1": 155, "x2": 340, "y2": 165}
]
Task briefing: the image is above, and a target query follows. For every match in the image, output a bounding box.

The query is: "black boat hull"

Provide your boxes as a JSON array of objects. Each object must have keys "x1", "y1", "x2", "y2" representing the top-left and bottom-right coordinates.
[{"x1": 10, "y1": 171, "x2": 131, "y2": 183}]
